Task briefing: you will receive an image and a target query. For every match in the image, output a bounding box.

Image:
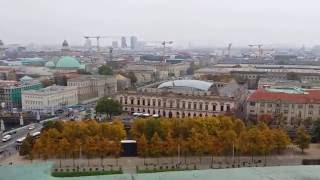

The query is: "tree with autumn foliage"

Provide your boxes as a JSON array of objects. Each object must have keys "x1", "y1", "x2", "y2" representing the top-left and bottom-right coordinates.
[
  {"x1": 137, "y1": 134, "x2": 148, "y2": 165},
  {"x1": 149, "y1": 132, "x2": 162, "y2": 164},
  {"x1": 295, "y1": 127, "x2": 311, "y2": 153}
]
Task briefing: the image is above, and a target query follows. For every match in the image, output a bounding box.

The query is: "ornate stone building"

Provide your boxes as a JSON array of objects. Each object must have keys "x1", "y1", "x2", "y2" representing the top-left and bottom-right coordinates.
[
  {"x1": 67, "y1": 75, "x2": 117, "y2": 103},
  {"x1": 116, "y1": 80, "x2": 235, "y2": 118},
  {"x1": 246, "y1": 87, "x2": 320, "y2": 127}
]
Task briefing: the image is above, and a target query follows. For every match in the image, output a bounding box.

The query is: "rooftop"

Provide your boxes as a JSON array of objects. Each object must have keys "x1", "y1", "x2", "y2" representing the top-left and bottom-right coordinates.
[
  {"x1": 22, "y1": 85, "x2": 76, "y2": 95},
  {"x1": 158, "y1": 80, "x2": 214, "y2": 91},
  {"x1": 56, "y1": 56, "x2": 81, "y2": 69},
  {"x1": 248, "y1": 88, "x2": 320, "y2": 103},
  {"x1": 1, "y1": 163, "x2": 320, "y2": 180},
  {"x1": 68, "y1": 75, "x2": 115, "y2": 82}
]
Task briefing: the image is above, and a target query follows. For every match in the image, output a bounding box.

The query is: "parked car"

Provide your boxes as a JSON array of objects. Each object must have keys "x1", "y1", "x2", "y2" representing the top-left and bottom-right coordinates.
[{"x1": 2, "y1": 134, "x2": 12, "y2": 142}]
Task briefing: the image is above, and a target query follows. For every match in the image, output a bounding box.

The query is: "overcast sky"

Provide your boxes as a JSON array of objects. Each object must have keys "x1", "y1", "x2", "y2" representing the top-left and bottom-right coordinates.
[{"x1": 1, "y1": 0, "x2": 320, "y2": 47}]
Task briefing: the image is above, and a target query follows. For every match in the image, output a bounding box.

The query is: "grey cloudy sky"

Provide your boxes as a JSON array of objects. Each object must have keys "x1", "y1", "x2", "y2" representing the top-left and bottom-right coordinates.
[{"x1": 1, "y1": 0, "x2": 320, "y2": 47}]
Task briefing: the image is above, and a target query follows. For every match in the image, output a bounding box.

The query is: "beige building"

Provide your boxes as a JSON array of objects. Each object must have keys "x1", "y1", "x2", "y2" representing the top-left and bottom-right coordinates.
[
  {"x1": 116, "y1": 74, "x2": 131, "y2": 91},
  {"x1": 117, "y1": 80, "x2": 235, "y2": 118},
  {"x1": 67, "y1": 75, "x2": 117, "y2": 102},
  {"x1": 246, "y1": 87, "x2": 320, "y2": 127},
  {"x1": 22, "y1": 85, "x2": 78, "y2": 113}
]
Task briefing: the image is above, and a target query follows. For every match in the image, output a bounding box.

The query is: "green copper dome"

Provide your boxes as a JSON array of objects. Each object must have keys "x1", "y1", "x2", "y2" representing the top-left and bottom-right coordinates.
[{"x1": 56, "y1": 56, "x2": 80, "y2": 69}]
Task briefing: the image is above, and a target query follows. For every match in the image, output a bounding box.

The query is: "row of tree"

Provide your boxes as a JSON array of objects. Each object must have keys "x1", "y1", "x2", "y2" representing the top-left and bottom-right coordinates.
[
  {"x1": 20, "y1": 120, "x2": 126, "y2": 166},
  {"x1": 132, "y1": 116, "x2": 293, "y2": 164}
]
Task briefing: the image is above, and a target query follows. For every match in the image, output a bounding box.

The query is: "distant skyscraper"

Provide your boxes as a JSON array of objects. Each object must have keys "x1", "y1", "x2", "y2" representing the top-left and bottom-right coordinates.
[
  {"x1": 130, "y1": 36, "x2": 138, "y2": 50},
  {"x1": 0, "y1": 40, "x2": 4, "y2": 58},
  {"x1": 112, "y1": 41, "x2": 119, "y2": 48},
  {"x1": 84, "y1": 39, "x2": 92, "y2": 50},
  {"x1": 121, "y1": 37, "x2": 127, "y2": 48}
]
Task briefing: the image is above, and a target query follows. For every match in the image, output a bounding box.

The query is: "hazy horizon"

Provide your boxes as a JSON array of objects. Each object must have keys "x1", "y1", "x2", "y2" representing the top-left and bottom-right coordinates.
[{"x1": 1, "y1": 0, "x2": 320, "y2": 47}]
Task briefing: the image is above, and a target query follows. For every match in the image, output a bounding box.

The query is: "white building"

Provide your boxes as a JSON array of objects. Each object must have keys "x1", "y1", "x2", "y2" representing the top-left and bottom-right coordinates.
[{"x1": 22, "y1": 85, "x2": 78, "y2": 113}]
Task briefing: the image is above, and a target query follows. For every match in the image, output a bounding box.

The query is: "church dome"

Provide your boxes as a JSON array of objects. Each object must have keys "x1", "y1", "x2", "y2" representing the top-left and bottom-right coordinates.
[
  {"x1": 62, "y1": 40, "x2": 69, "y2": 47},
  {"x1": 56, "y1": 56, "x2": 80, "y2": 69}
]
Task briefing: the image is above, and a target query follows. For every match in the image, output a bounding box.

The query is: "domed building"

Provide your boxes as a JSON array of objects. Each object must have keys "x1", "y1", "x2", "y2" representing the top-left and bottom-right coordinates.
[
  {"x1": 117, "y1": 79, "x2": 235, "y2": 118},
  {"x1": 54, "y1": 56, "x2": 85, "y2": 72},
  {"x1": 61, "y1": 40, "x2": 69, "y2": 51}
]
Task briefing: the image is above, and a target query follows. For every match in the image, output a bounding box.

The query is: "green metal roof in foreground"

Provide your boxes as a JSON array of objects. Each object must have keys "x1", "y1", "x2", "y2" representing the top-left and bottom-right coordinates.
[
  {"x1": 1, "y1": 163, "x2": 320, "y2": 180},
  {"x1": 55, "y1": 56, "x2": 81, "y2": 69}
]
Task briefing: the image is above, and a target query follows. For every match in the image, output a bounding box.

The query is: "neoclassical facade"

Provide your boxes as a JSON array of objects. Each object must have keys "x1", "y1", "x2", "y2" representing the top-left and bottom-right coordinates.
[
  {"x1": 117, "y1": 92, "x2": 234, "y2": 118},
  {"x1": 67, "y1": 75, "x2": 117, "y2": 102},
  {"x1": 22, "y1": 85, "x2": 78, "y2": 113}
]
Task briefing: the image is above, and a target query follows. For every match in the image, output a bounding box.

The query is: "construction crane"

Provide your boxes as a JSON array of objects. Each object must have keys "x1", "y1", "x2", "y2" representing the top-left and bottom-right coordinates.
[
  {"x1": 161, "y1": 41, "x2": 173, "y2": 63},
  {"x1": 84, "y1": 36, "x2": 120, "y2": 52},
  {"x1": 248, "y1": 44, "x2": 263, "y2": 59}
]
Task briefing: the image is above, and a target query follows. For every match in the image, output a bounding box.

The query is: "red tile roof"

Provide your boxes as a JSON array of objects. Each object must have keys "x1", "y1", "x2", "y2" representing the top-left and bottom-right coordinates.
[{"x1": 248, "y1": 89, "x2": 320, "y2": 104}]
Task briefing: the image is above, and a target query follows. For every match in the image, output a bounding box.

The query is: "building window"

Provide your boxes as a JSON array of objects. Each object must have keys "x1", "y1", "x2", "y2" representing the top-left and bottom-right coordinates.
[
  {"x1": 188, "y1": 102, "x2": 191, "y2": 109},
  {"x1": 212, "y1": 104, "x2": 216, "y2": 111},
  {"x1": 147, "y1": 99, "x2": 150, "y2": 106},
  {"x1": 284, "y1": 110, "x2": 289, "y2": 114},
  {"x1": 124, "y1": 98, "x2": 127, "y2": 105},
  {"x1": 309, "y1": 105, "x2": 314, "y2": 109},
  {"x1": 142, "y1": 99, "x2": 145, "y2": 106},
  {"x1": 120, "y1": 97, "x2": 123, "y2": 104},
  {"x1": 193, "y1": 102, "x2": 197, "y2": 110},
  {"x1": 220, "y1": 105, "x2": 224, "y2": 112},
  {"x1": 250, "y1": 102, "x2": 256, "y2": 106},
  {"x1": 205, "y1": 104, "x2": 208, "y2": 111},
  {"x1": 137, "y1": 99, "x2": 140, "y2": 105},
  {"x1": 163, "y1": 101, "x2": 166, "y2": 107},
  {"x1": 182, "y1": 101, "x2": 186, "y2": 109},
  {"x1": 199, "y1": 103, "x2": 203, "y2": 110},
  {"x1": 152, "y1": 99, "x2": 156, "y2": 106},
  {"x1": 260, "y1": 103, "x2": 265, "y2": 107},
  {"x1": 131, "y1": 99, "x2": 134, "y2": 105},
  {"x1": 177, "y1": 102, "x2": 180, "y2": 108},
  {"x1": 250, "y1": 110, "x2": 255, "y2": 113},
  {"x1": 309, "y1": 111, "x2": 313, "y2": 115},
  {"x1": 226, "y1": 104, "x2": 230, "y2": 111},
  {"x1": 158, "y1": 100, "x2": 161, "y2": 107},
  {"x1": 268, "y1": 104, "x2": 273, "y2": 108}
]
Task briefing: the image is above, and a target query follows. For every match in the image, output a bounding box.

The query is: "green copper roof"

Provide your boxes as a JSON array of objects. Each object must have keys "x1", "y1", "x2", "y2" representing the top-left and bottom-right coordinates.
[
  {"x1": 266, "y1": 87, "x2": 307, "y2": 94},
  {"x1": 79, "y1": 64, "x2": 86, "y2": 69},
  {"x1": 45, "y1": 61, "x2": 55, "y2": 68},
  {"x1": 56, "y1": 56, "x2": 80, "y2": 69}
]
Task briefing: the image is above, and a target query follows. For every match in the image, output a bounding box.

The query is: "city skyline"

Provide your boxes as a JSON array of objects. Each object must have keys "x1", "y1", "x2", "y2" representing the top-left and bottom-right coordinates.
[{"x1": 1, "y1": 0, "x2": 320, "y2": 47}]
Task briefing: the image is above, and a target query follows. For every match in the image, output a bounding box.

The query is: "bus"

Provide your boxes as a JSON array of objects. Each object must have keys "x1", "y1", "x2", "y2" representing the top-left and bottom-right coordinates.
[
  {"x1": 31, "y1": 131, "x2": 41, "y2": 138},
  {"x1": 16, "y1": 137, "x2": 26, "y2": 146}
]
